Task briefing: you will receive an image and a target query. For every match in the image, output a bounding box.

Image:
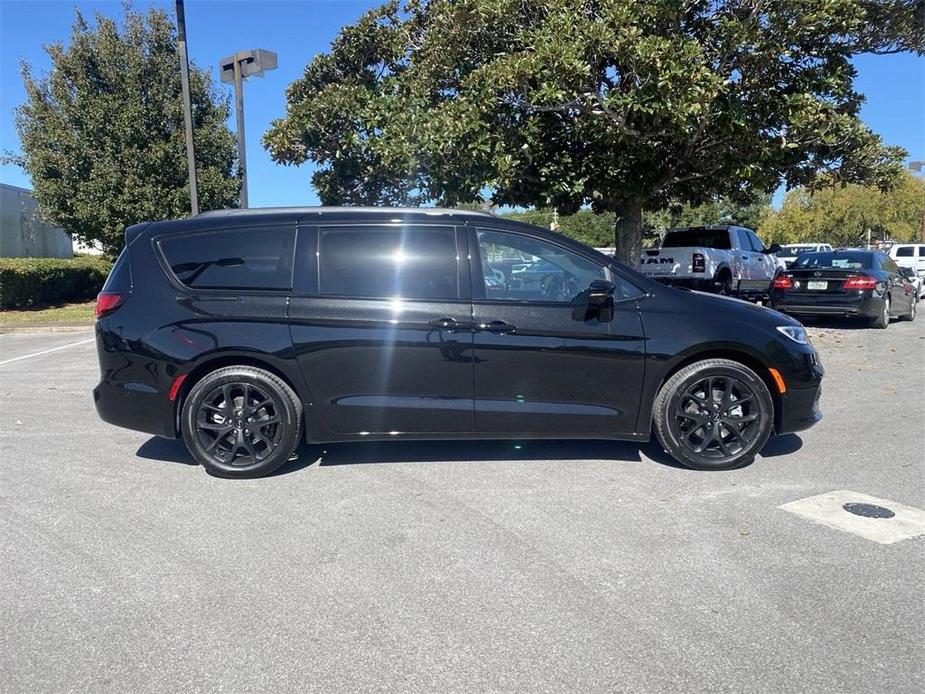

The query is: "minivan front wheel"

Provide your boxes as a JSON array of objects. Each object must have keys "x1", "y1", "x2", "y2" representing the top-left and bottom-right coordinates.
[
  {"x1": 653, "y1": 359, "x2": 774, "y2": 470},
  {"x1": 180, "y1": 366, "x2": 302, "y2": 478}
]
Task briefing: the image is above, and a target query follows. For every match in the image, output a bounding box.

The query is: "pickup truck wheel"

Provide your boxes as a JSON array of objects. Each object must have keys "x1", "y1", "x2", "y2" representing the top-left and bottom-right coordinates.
[
  {"x1": 653, "y1": 359, "x2": 774, "y2": 471},
  {"x1": 715, "y1": 273, "x2": 732, "y2": 296}
]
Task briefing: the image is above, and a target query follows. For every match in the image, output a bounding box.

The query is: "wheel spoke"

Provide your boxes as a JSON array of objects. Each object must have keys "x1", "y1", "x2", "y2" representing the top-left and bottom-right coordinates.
[
  {"x1": 677, "y1": 411, "x2": 708, "y2": 427},
  {"x1": 222, "y1": 384, "x2": 234, "y2": 409},
  {"x1": 254, "y1": 416, "x2": 280, "y2": 429},
  {"x1": 242, "y1": 435, "x2": 260, "y2": 460},
  {"x1": 199, "y1": 421, "x2": 232, "y2": 432},
  {"x1": 205, "y1": 430, "x2": 230, "y2": 452},
  {"x1": 252, "y1": 430, "x2": 275, "y2": 448}
]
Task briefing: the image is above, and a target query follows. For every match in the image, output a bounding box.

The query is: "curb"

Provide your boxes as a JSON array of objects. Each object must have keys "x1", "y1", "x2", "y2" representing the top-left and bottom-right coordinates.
[{"x1": 0, "y1": 322, "x2": 95, "y2": 334}]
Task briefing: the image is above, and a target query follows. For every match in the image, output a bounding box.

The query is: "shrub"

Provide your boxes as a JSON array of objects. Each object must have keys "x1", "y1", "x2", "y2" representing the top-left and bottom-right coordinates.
[{"x1": 0, "y1": 256, "x2": 113, "y2": 309}]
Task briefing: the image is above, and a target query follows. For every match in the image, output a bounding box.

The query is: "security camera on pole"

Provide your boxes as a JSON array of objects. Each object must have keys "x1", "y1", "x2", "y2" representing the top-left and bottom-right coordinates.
[{"x1": 219, "y1": 49, "x2": 278, "y2": 208}]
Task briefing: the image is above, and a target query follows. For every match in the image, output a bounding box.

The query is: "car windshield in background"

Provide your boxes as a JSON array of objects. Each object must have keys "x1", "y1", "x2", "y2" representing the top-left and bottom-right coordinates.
[
  {"x1": 792, "y1": 252, "x2": 873, "y2": 270},
  {"x1": 662, "y1": 229, "x2": 731, "y2": 249}
]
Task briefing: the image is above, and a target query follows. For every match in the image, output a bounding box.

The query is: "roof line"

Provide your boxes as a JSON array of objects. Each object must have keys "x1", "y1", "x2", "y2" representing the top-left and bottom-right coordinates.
[{"x1": 195, "y1": 206, "x2": 496, "y2": 219}]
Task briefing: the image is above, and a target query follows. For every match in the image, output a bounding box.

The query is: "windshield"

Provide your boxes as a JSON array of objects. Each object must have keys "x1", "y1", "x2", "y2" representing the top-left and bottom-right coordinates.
[
  {"x1": 792, "y1": 251, "x2": 873, "y2": 270},
  {"x1": 662, "y1": 229, "x2": 731, "y2": 249}
]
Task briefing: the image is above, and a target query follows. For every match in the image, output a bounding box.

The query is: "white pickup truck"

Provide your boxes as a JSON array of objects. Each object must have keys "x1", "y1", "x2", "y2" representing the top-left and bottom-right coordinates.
[{"x1": 639, "y1": 225, "x2": 780, "y2": 299}]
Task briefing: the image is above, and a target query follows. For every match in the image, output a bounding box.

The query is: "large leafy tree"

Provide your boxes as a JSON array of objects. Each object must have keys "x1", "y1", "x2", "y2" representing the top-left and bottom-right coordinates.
[
  {"x1": 759, "y1": 171, "x2": 925, "y2": 246},
  {"x1": 265, "y1": 0, "x2": 920, "y2": 266},
  {"x1": 8, "y1": 8, "x2": 239, "y2": 255}
]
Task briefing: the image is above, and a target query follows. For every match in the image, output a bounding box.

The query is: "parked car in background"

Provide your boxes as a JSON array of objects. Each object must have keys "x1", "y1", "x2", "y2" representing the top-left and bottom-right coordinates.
[
  {"x1": 93, "y1": 207, "x2": 822, "y2": 477},
  {"x1": 889, "y1": 243, "x2": 925, "y2": 277},
  {"x1": 898, "y1": 265, "x2": 924, "y2": 301},
  {"x1": 770, "y1": 249, "x2": 917, "y2": 328},
  {"x1": 639, "y1": 225, "x2": 780, "y2": 299},
  {"x1": 776, "y1": 243, "x2": 834, "y2": 269}
]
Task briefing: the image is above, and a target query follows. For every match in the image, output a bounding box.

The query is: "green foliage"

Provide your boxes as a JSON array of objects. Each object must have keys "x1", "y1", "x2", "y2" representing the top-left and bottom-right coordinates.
[
  {"x1": 760, "y1": 171, "x2": 925, "y2": 246},
  {"x1": 503, "y1": 195, "x2": 772, "y2": 248},
  {"x1": 265, "y1": 0, "x2": 918, "y2": 265},
  {"x1": 0, "y1": 256, "x2": 112, "y2": 309},
  {"x1": 7, "y1": 7, "x2": 239, "y2": 255}
]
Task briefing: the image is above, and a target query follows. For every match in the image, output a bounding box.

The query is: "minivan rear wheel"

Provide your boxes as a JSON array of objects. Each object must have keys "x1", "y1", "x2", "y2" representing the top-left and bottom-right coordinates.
[
  {"x1": 180, "y1": 366, "x2": 302, "y2": 478},
  {"x1": 653, "y1": 359, "x2": 774, "y2": 470}
]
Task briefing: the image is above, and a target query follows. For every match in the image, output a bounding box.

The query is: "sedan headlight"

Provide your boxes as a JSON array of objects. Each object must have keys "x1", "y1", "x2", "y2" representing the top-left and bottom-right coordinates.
[{"x1": 777, "y1": 325, "x2": 809, "y2": 345}]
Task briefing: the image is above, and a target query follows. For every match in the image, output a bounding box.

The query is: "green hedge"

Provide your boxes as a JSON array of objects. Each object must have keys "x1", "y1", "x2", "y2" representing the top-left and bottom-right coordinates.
[{"x1": 0, "y1": 256, "x2": 113, "y2": 309}]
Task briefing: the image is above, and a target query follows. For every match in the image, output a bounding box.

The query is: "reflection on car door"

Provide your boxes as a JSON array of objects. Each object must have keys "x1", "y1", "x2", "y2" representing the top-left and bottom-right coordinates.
[
  {"x1": 287, "y1": 223, "x2": 475, "y2": 436},
  {"x1": 470, "y1": 228, "x2": 646, "y2": 436}
]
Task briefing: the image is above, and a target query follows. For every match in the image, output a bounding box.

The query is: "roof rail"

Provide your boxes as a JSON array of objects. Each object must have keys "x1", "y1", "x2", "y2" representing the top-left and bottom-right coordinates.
[{"x1": 195, "y1": 206, "x2": 496, "y2": 218}]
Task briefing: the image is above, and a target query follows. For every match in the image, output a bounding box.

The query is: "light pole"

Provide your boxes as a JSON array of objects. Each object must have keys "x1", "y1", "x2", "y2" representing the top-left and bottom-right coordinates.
[
  {"x1": 176, "y1": 0, "x2": 198, "y2": 215},
  {"x1": 910, "y1": 161, "x2": 925, "y2": 242},
  {"x1": 219, "y1": 49, "x2": 278, "y2": 208}
]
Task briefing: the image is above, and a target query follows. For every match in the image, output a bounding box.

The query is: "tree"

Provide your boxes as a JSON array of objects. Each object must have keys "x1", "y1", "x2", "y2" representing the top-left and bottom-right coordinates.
[
  {"x1": 7, "y1": 7, "x2": 239, "y2": 255},
  {"x1": 265, "y1": 0, "x2": 920, "y2": 266},
  {"x1": 759, "y1": 171, "x2": 925, "y2": 246}
]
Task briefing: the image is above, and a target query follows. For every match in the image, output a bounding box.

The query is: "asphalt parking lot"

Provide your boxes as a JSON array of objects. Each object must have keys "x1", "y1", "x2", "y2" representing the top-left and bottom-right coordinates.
[{"x1": 1, "y1": 319, "x2": 923, "y2": 693}]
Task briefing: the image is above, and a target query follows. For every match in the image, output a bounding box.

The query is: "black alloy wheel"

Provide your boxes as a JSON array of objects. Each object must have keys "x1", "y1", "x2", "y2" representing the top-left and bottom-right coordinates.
[
  {"x1": 653, "y1": 359, "x2": 774, "y2": 470},
  {"x1": 180, "y1": 366, "x2": 302, "y2": 478},
  {"x1": 195, "y1": 382, "x2": 282, "y2": 465}
]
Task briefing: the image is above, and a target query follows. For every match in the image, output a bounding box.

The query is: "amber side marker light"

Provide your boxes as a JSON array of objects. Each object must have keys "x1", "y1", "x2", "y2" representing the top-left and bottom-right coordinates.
[{"x1": 768, "y1": 368, "x2": 787, "y2": 394}]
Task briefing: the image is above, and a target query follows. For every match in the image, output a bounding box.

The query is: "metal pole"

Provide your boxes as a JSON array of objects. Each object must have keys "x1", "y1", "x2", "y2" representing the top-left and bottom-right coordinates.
[
  {"x1": 233, "y1": 57, "x2": 248, "y2": 208},
  {"x1": 175, "y1": 0, "x2": 198, "y2": 215}
]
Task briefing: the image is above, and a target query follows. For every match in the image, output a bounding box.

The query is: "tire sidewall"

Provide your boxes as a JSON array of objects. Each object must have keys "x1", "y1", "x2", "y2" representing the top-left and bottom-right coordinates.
[
  {"x1": 181, "y1": 368, "x2": 300, "y2": 478},
  {"x1": 658, "y1": 362, "x2": 774, "y2": 470}
]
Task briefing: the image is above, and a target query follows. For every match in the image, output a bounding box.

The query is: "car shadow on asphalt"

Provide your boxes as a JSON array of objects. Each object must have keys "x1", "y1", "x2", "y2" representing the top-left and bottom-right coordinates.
[{"x1": 134, "y1": 433, "x2": 803, "y2": 477}]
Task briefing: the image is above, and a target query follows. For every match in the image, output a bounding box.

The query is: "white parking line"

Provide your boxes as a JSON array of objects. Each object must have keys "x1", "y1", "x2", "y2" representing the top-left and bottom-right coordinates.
[{"x1": 0, "y1": 337, "x2": 95, "y2": 367}]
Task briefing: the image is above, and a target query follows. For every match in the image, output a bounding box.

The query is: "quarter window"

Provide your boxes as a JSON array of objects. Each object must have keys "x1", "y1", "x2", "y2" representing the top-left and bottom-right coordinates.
[
  {"x1": 895, "y1": 246, "x2": 914, "y2": 257},
  {"x1": 318, "y1": 226, "x2": 458, "y2": 300},
  {"x1": 160, "y1": 227, "x2": 295, "y2": 290},
  {"x1": 747, "y1": 231, "x2": 766, "y2": 252},
  {"x1": 476, "y1": 230, "x2": 606, "y2": 303}
]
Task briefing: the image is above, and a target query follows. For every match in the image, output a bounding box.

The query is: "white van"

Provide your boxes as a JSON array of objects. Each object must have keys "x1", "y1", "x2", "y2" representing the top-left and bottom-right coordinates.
[{"x1": 889, "y1": 243, "x2": 925, "y2": 277}]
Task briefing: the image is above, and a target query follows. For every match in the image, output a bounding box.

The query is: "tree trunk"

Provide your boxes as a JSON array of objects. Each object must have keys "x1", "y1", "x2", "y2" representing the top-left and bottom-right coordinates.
[{"x1": 612, "y1": 199, "x2": 644, "y2": 268}]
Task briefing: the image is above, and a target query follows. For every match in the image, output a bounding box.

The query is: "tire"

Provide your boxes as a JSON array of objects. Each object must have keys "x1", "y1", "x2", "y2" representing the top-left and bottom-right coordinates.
[
  {"x1": 180, "y1": 366, "x2": 303, "y2": 478},
  {"x1": 900, "y1": 296, "x2": 916, "y2": 322},
  {"x1": 715, "y1": 272, "x2": 732, "y2": 296},
  {"x1": 869, "y1": 295, "x2": 890, "y2": 329},
  {"x1": 653, "y1": 359, "x2": 774, "y2": 471}
]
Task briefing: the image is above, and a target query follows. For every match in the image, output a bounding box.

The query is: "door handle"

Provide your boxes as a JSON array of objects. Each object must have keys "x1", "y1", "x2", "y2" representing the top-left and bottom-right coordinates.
[
  {"x1": 478, "y1": 320, "x2": 516, "y2": 334},
  {"x1": 428, "y1": 317, "x2": 463, "y2": 330}
]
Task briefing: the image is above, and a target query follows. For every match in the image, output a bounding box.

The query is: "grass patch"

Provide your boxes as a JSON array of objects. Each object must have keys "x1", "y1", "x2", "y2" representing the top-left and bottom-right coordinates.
[{"x1": 0, "y1": 301, "x2": 96, "y2": 325}]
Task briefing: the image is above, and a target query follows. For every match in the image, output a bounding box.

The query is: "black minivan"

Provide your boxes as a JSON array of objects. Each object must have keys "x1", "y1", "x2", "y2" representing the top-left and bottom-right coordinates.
[{"x1": 94, "y1": 207, "x2": 823, "y2": 477}]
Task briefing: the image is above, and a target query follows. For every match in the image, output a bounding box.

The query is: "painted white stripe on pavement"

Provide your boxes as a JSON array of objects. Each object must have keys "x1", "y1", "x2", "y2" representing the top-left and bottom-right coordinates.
[{"x1": 0, "y1": 337, "x2": 95, "y2": 367}]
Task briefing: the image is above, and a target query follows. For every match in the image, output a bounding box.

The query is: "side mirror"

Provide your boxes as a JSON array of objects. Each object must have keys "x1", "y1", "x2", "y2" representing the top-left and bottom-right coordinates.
[
  {"x1": 766, "y1": 243, "x2": 782, "y2": 254},
  {"x1": 588, "y1": 279, "x2": 616, "y2": 307}
]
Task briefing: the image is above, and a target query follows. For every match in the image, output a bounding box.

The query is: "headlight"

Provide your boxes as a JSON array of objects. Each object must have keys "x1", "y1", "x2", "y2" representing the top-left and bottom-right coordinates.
[{"x1": 777, "y1": 325, "x2": 809, "y2": 345}]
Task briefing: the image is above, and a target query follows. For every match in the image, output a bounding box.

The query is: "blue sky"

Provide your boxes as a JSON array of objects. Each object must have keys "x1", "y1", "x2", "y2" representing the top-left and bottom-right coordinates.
[{"x1": 1, "y1": 0, "x2": 923, "y2": 209}]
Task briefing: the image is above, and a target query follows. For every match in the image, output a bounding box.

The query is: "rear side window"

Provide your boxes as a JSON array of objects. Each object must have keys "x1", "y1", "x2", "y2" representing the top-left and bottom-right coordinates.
[
  {"x1": 895, "y1": 246, "x2": 914, "y2": 257},
  {"x1": 318, "y1": 226, "x2": 458, "y2": 300},
  {"x1": 102, "y1": 249, "x2": 132, "y2": 291},
  {"x1": 159, "y1": 227, "x2": 295, "y2": 290},
  {"x1": 662, "y1": 228, "x2": 731, "y2": 249}
]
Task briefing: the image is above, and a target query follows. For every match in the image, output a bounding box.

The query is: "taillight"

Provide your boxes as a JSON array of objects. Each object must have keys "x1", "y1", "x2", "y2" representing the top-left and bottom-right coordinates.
[
  {"x1": 692, "y1": 253, "x2": 705, "y2": 273},
  {"x1": 843, "y1": 276, "x2": 879, "y2": 290},
  {"x1": 772, "y1": 275, "x2": 793, "y2": 289},
  {"x1": 95, "y1": 291, "x2": 128, "y2": 318}
]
